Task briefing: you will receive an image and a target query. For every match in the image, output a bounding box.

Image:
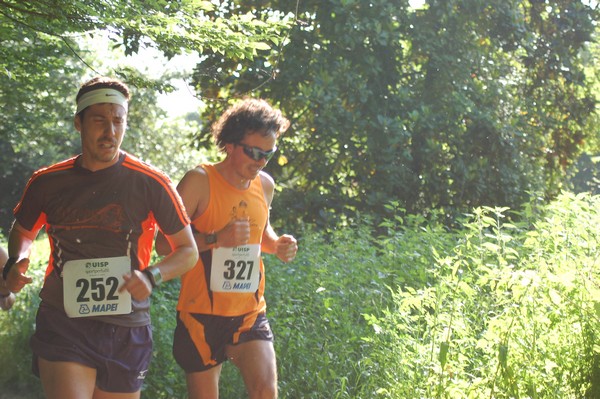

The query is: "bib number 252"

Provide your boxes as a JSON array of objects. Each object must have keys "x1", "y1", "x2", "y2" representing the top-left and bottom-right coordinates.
[
  {"x1": 62, "y1": 256, "x2": 132, "y2": 318},
  {"x1": 76, "y1": 277, "x2": 120, "y2": 302}
]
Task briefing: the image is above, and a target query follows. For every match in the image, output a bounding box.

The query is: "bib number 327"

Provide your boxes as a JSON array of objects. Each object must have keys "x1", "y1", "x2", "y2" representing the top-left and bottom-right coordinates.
[
  {"x1": 63, "y1": 256, "x2": 132, "y2": 318},
  {"x1": 210, "y1": 244, "x2": 260, "y2": 293}
]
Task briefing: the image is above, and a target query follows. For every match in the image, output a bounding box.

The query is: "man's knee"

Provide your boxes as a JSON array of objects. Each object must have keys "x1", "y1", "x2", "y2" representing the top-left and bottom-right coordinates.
[{"x1": 247, "y1": 378, "x2": 277, "y2": 399}]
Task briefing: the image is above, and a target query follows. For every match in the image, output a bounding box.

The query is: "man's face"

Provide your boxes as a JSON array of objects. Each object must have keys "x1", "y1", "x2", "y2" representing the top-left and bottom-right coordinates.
[
  {"x1": 74, "y1": 103, "x2": 127, "y2": 171},
  {"x1": 231, "y1": 131, "x2": 277, "y2": 181}
]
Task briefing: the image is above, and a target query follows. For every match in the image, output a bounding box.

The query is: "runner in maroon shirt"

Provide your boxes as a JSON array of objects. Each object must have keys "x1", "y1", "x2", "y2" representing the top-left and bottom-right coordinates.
[{"x1": 3, "y1": 76, "x2": 198, "y2": 399}]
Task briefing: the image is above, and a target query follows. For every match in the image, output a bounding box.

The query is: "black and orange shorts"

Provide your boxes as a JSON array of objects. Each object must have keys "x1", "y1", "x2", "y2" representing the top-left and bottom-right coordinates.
[{"x1": 173, "y1": 310, "x2": 273, "y2": 373}]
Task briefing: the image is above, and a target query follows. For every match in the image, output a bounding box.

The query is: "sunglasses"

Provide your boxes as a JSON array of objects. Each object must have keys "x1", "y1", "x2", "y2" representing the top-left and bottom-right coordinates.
[{"x1": 236, "y1": 143, "x2": 277, "y2": 162}]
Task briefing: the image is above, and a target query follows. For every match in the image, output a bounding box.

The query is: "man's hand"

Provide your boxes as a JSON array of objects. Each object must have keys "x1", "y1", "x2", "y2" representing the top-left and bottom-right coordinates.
[
  {"x1": 5, "y1": 259, "x2": 33, "y2": 293},
  {"x1": 218, "y1": 218, "x2": 251, "y2": 248},
  {"x1": 120, "y1": 270, "x2": 153, "y2": 301},
  {"x1": 275, "y1": 234, "x2": 298, "y2": 263}
]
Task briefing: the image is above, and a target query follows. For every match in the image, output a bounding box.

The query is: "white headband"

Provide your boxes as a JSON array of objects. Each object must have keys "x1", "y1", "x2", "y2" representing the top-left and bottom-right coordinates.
[{"x1": 76, "y1": 88, "x2": 128, "y2": 114}]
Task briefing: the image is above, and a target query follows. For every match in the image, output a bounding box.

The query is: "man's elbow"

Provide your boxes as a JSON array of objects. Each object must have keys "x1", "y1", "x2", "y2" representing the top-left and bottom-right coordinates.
[{"x1": 181, "y1": 244, "x2": 199, "y2": 273}]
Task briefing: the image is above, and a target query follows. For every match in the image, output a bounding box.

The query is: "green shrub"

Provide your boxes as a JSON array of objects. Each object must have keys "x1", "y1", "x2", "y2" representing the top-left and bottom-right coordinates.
[
  {"x1": 269, "y1": 225, "x2": 393, "y2": 398},
  {"x1": 0, "y1": 234, "x2": 47, "y2": 398},
  {"x1": 2, "y1": 192, "x2": 598, "y2": 398},
  {"x1": 363, "y1": 192, "x2": 600, "y2": 398}
]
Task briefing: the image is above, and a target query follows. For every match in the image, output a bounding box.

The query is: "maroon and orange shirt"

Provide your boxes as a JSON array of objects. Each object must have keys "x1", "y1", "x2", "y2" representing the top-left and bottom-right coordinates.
[{"x1": 14, "y1": 151, "x2": 189, "y2": 326}]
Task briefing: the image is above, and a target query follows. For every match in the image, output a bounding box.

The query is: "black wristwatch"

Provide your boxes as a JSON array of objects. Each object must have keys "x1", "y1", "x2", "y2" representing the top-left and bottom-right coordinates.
[
  {"x1": 205, "y1": 232, "x2": 217, "y2": 246},
  {"x1": 2, "y1": 257, "x2": 18, "y2": 280},
  {"x1": 143, "y1": 266, "x2": 163, "y2": 288}
]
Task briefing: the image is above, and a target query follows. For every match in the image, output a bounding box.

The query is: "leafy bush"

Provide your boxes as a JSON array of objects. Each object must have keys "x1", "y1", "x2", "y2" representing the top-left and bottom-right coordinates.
[
  {"x1": 0, "y1": 234, "x2": 47, "y2": 398},
  {"x1": 363, "y1": 192, "x2": 600, "y2": 398},
  {"x1": 1, "y1": 192, "x2": 598, "y2": 398}
]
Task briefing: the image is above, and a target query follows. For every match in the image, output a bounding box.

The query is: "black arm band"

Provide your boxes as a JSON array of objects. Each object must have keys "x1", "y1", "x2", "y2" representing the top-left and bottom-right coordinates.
[
  {"x1": 143, "y1": 266, "x2": 164, "y2": 288},
  {"x1": 2, "y1": 257, "x2": 18, "y2": 280},
  {"x1": 142, "y1": 269, "x2": 156, "y2": 288}
]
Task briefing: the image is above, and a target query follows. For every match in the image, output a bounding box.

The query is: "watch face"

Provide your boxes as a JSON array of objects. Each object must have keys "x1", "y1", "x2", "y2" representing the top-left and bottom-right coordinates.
[
  {"x1": 206, "y1": 233, "x2": 217, "y2": 245},
  {"x1": 146, "y1": 267, "x2": 162, "y2": 287},
  {"x1": 152, "y1": 267, "x2": 163, "y2": 285}
]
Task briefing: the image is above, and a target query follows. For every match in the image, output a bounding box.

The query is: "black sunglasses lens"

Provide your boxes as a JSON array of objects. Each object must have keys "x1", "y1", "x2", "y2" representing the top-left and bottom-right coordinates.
[
  {"x1": 251, "y1": 148, "x2": 264, "y2": 160},
  {"x1": 243, "y1": 145, "x2": 275, "y2": 161}
]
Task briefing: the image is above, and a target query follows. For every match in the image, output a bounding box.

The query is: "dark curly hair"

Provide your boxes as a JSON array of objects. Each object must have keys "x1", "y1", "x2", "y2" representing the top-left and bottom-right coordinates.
[{"x1": 212, "y1": 98, "x2": 290, "y2": 152}]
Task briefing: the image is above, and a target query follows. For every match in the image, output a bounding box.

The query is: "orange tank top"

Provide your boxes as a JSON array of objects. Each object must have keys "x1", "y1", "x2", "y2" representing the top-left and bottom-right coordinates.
[{"x1": 177, "y1": 164, "x2": 269, "y2": 316}]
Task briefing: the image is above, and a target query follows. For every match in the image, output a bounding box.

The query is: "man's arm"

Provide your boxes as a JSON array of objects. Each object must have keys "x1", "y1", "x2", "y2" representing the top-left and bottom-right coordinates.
[
  {"x1": 259, "y1": 173, "x2": 298, "y2": 263},
  {"x1": 152, "y1": 225, "x2": 198, "y2": 282},
  {"x1": 155, "y1": 167, "x2": 209, "y2": 256},
  {"x1": 0, "y1": 247, "x2": 8, "y2": 278},
  {"x1": 260, "y1": 223, "x2": 280, "y2": 254},
  {"x1": 0, "y1": 246, "x2": 16, "y2": 310},
  {"x1": 122, "y1": 225, "x2": 198, "y2": 301},
  {"x1": 261, "y1": 223, "x2": 297, "y2": 263},
  {"x1": 3, "y1": 221, "x2": 38, "y2": 292}
]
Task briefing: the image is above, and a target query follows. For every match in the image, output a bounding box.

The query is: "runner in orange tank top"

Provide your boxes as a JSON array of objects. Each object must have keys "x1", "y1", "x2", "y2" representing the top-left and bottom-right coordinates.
[{"x1": 156, "y1": 98, "x2": 298, "y2": 399}]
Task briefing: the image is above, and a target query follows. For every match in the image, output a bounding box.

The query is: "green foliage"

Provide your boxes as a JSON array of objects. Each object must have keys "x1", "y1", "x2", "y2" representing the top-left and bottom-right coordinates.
[
  {"x1": 0, "y1": 0, "x2": 291, "y2": 60},
  {"x1": 1, "y1": 4, "x2": 599, "y2": 397},
  {"x1": 568, "y1": 153, "x2": 600, "y2": 194},
  {"x1": 117, "y1": 71, "x2": 208, "y2": 183},
  {"x1": 143, "y1": 279, "x2": 187, "y2": 398},
  {"x1": 1, "y1": 193, "x2": 598, "y2": 397},
  {"x1": 0, "y1": 0, "x2": 291, "y2": 234},
  {"x1": 0, "y1": 234, "x2": 47, "y2": 398},
  {"x1": 363, "y1": 192, "x2": 600, "y2": 398},
  {"x1": 0, "y1": 17, "x2": 84, "y2": 232},
  {"x1": 269, "y1": 227, "x2": 392, "y2": 398},
  {"x1": 189, "y1": 0, "x2": 599, "y2": 231}
]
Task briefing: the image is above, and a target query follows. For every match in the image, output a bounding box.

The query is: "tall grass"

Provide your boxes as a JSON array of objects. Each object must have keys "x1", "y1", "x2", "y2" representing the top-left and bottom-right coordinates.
[
  {"x1": 0, "y1": 234, "x2": 47, "y2": 398},
  {"x1": 362, "y1": 192, "x2": 599, "y2": 398},
  {"x1": 1, "y1": 192, "x2": 598, "y2": 398}
]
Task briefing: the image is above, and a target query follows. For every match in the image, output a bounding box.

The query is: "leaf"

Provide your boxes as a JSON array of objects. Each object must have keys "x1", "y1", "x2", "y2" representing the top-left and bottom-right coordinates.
[
  {"x1": 498, "y1": 344, "x2": 508, "y2": 369},
  {"x1": 439, "y1": 341, "x2": 450, "y2": 367},
  {"x1": 481, "y1": 242, "x2": 501, "y2": 252},
  {"x1": 252, "y1": 41, "x2": 272, "y2": 51},
  {"x1": 548, "y1": 289, "x2": 562, "y2": 306}
]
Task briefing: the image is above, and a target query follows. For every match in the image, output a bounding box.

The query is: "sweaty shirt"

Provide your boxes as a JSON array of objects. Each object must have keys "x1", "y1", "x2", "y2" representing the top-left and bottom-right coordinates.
[
  {"x1": 177, "y1": 164, "x2": 269, "y2": 316},
  {"x1": 14, "y1": 151, "x2": 189, "y2": 326}
]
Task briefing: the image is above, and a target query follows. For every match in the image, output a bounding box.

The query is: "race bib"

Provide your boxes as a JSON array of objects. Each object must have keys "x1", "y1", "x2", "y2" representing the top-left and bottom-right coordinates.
[
  {"x1": 210, "y1": 244, "x2": 261, "y2": 293},
  {"x1": 62, "y1": 256, "x2": 132, "y2": 318}
]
